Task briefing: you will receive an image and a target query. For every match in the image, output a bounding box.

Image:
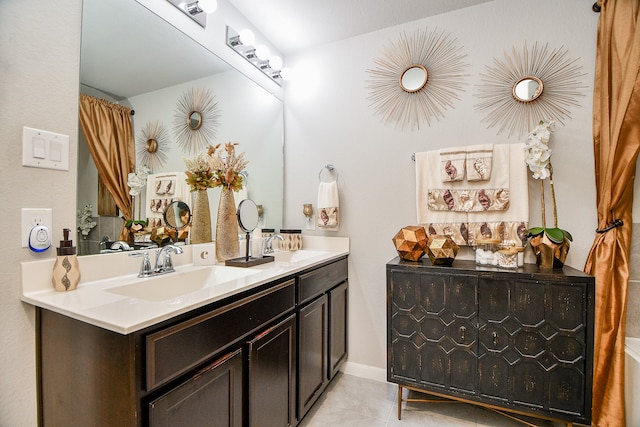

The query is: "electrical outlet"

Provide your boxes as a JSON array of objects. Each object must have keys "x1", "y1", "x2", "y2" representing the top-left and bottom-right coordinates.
[{"x1": 21, "y1": 208, "x2": 53, "y2": 247}]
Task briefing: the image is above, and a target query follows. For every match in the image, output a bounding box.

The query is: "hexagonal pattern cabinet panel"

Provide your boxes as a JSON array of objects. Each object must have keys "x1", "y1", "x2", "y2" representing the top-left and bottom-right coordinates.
[{"x1": 387, "y1": 258, "x2": 595, "y2": 426}]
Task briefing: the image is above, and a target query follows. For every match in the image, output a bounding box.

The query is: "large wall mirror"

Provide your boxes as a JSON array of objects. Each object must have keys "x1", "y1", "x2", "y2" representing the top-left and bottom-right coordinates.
[{"x1": 78, "y1": 0, "x2": 284, "y2": 255}]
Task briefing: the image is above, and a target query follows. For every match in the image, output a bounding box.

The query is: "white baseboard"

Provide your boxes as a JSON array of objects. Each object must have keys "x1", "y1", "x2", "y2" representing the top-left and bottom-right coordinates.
[{"x1": 341, "y1": 361, "x2": 387, "y2": 383}]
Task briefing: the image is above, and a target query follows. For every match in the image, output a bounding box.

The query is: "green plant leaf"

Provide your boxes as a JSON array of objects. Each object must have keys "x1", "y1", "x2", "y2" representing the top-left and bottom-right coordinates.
[
  {"x1": 545, "y1": 227, "x2": 565, "y2": 243},
  {"x1": 526, "y1": 227, "x2": 545, "y2": 237},
  {"x1": 562, "y1": 229, "x2": 573, "y2": 241}
]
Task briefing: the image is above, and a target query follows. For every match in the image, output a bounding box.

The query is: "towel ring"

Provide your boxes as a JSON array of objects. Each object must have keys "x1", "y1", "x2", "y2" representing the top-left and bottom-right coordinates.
[{"x1": 318, "y1": 164, "x2": 338, "y2": 182}]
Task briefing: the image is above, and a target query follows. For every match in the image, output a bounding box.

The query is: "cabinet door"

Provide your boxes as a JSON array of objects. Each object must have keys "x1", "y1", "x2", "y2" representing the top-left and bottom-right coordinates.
[
  {"x1": 148, "y1": 349, "x2": 243, "y2": 427},
  {"x1": 389, "y1": 270, "x2": 478, "y2": 394},
  {"x1": 478, "y1": 277, "x2": 589, "y2": 417},
  {"x1": 248, "y1": 314, "x2": 297, "y2": 427},
  {"x1": 328, "y1": 281, "x2": 348, "y2": 380},
  {"x1": 298, "y1": 294, "x2": 328, "y2": 418}
]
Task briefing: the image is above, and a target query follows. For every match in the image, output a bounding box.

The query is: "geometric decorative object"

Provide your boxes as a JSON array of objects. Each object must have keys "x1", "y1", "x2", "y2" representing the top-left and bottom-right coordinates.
[
  {"x1": 425, "y1": 234, "x2": 460, "y2": 266},
  {"x1": 366, "y1": 28, "x2": 468, "y2": 131},
  {"x1": 136, "y1": 120, "x2": 170, "y2": 172},
  {"x1": 173, "y1": 87, "x2": 220, "y2": 154},
  {"x1": 393, "y1": 225, "x2": 428, "y2": 261},
  {"x1": 474, "y1": 42, "x2": 586, "y2": 137}
]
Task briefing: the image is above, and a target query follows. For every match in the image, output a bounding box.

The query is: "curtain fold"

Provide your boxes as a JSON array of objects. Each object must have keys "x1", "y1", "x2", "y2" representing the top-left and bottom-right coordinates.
[
  {"x1": 79, "y1": 94, "x2": 135, "y2": 241},
  {"x1": 585, "y1": 1, "x2": 640, "y2": 425}
]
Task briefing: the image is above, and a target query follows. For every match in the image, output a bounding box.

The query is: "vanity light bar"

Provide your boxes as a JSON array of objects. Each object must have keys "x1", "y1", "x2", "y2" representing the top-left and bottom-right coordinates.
[
  {"x1": 226, "y1": 26, "x2": 283, "y2": 86},
  {"x1": 167, "y1": 0, "x2": 207, "y2": 28}
]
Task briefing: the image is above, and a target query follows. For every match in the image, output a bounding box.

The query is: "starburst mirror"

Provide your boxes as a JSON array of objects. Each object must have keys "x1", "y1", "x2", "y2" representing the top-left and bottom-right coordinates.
[
  {"x1": 136, "y1": 120, "x2": 169, "y2": 172},
  {"x1": 173, "y1": 87, "x2": 220, "y2": 154},
  {"x1": 366, "y1": 28, "x2": 468, "y2": 131},
  {"x1": 474, "y1": 42, "x2": 586, "y2": 137}
]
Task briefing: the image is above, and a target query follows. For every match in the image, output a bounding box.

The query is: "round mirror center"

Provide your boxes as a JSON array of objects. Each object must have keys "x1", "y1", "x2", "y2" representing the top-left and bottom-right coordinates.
[
  {"x1": 146, "y1": 138, "x2": 158, "y2": 153},
  {"x1": 400, "y1": 64, "x2": 428, "y2": 93},
  {"x1": 513, "y1": 76, "x2": 544, "y2": 102},
  {"x1": 237, "y1": 199, "x2": 259, "y2": 233},
  {"x1": 188, "y1": 111, "x2": 203, "y2": 130}
]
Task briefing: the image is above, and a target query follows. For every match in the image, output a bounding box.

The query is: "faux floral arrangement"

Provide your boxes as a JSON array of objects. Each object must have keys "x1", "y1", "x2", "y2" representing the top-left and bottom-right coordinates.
[
  {"x1": 77, "y1": 204, "x2": 97, "y2": 238},
  {"x1": 126, "y1": 165, "x2": 150, "y2": 229},
  {"x1": 184, "y1": 142, "x2": 248, "y2": 192},
  {"x1": 523, "y1": 120, "x2": 573, "y2": 245}
]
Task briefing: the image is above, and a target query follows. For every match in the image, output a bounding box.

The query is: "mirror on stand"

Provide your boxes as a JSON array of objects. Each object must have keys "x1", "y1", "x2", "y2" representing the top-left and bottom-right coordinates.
[{"x1": 225, "y1": 199, "x2": 274, "y2": 267}]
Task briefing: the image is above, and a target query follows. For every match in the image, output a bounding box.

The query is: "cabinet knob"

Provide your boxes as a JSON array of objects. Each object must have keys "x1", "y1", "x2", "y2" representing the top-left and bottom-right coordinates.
[
  {"x1": 492, "y1": 331, "x2": 498, "y2": 346},
  {"x1": 460, "y1": 326, "x2": 466, "y2": 340}
]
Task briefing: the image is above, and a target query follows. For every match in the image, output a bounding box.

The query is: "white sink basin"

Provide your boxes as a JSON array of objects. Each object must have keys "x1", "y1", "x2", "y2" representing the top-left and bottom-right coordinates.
[
  {"x1": 272, "y1": 250, "x2": 326, "y2": 264},
  {"x1": 106, "y1": 266, "x2": 258, "y2": 302}
]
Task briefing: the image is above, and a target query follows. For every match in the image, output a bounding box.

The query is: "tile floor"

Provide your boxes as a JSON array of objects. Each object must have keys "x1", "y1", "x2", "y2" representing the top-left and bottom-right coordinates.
[{"x1": 298, "y1": 373, "x2": 571, "y2": 427}]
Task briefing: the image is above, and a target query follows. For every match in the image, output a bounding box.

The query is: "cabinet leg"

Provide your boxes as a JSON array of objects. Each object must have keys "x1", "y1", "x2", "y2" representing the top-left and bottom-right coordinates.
[{"x1": 397, "y1": 385, "x2": 402, "y2": 420}]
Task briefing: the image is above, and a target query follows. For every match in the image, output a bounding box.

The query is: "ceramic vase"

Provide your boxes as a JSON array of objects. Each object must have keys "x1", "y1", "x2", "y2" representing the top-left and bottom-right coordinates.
[
  {"x1": 529, "y1": 233, "x2": 570, "y2": 269},
  {"x1": 190, "y1": 189, "x2": 212, "y2": 244},
  {"x1": 216, "y1": 187, "x2": 240, "y2": 262},
  {"x1": 52, "y1": 254, "x2": 81, "y2": 292}
]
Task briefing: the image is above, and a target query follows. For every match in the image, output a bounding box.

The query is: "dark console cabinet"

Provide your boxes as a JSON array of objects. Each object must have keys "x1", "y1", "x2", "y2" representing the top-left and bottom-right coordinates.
[{"x1": 386, "y1": 258, "x2": 594, "y2": 425}]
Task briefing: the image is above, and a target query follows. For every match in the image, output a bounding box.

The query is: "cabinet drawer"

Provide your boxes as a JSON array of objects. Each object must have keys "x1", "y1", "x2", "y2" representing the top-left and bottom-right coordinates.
[
  {"x1": 298, "y1": 257, "x2": 348, "y2": 304},
  {"x1": 146, "y1": 279, "x2": 295, "y2": 390}
]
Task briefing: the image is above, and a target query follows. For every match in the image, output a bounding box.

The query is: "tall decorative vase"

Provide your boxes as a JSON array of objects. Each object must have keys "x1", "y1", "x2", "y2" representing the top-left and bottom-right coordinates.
[
  {"x1": 190, "y1": 189, "x2": 212, "y2": 244},
  {"x1": 216, "y1": 187, "x2": 240, "y2": 262}
]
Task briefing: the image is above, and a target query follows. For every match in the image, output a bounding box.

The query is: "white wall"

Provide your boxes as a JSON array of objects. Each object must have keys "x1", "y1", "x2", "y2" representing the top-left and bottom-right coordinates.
[
  {"x1": 0, "y1": 0, "x2": 82, "y2": 425},
  {"x1": 283, "y1": 0, "x2": 599, "y2": 378}
]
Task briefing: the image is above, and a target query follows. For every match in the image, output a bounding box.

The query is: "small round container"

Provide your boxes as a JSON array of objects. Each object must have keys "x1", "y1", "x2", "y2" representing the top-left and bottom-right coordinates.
[{"x1": 475, "y1": 238, "x2": 501, "y2": 266}]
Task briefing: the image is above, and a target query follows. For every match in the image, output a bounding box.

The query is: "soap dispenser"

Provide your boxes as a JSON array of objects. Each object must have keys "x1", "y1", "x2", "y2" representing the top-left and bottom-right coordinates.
[{"x1": 52, "y1": 228, "x2": 81, "y2": 292}]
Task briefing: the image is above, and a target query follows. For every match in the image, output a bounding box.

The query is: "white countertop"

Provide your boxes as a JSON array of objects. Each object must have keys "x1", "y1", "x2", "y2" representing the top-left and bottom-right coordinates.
[{"x1": 21, "y1": 236, "x2": 349, "y2": 334}]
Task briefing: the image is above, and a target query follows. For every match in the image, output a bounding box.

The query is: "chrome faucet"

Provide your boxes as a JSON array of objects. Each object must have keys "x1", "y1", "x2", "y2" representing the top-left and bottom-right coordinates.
[
  {"x1": 263, "y1": 234, "x2": 284, "y2": 255},
  {"x1": 154, "y1": 245, "x2": 184, "y2": 274},
  {"x1": 129, "y1": 245, "x2": 183, "y2": 278},
  {"x1": 110, "y1": 241, "x2": 132, "y2": 251}
]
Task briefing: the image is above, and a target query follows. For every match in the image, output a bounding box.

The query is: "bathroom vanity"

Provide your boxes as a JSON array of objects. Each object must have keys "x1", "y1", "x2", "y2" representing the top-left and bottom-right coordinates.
[
  {"x1": 24, "y1": 241, "x2": 348, "y2": 426},
  {"x1": 386, "y1": 258, "x2": 595, "y2": 426}
]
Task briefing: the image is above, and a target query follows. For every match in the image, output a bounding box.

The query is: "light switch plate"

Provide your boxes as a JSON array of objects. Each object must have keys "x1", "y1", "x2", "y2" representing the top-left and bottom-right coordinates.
[
  {"x1": 22, "y1": 208, "x2": 53, "y2": 248},
  {"x1": 22, "y1": 126, "x2": 69, "y2": 171}
]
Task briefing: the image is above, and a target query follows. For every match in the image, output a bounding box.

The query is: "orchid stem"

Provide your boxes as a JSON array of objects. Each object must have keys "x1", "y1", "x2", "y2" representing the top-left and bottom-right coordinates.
[
  {"x1": 540, "y1": 178, "x2": 546, "y2": 229},
  {"x1": 548, "y1": 163, "x2": 558, "y2": 228}
]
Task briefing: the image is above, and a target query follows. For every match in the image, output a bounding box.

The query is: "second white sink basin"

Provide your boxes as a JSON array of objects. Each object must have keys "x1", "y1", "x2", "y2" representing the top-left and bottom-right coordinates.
[{"x1": 106, "y1": 265, "x2": 259, "y2": 302}]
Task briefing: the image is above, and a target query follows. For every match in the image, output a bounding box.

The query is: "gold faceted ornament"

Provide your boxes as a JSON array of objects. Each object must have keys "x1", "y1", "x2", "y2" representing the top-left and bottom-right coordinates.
[
  {"x1": 426, "y1": 235, "x2": 460, "y2": 266},
  {"x1": 392, "y1": 226, "x2": 428, "y2": 262}
]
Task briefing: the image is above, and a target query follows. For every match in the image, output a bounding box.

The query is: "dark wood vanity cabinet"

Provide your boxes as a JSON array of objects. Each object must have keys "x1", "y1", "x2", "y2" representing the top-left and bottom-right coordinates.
[
  {"x1": 296, "y1": 257, "x2": 348, "y2": 420},
  {"x1": 38, "y1": 256, "x2": 348, "y2": 427},
  {"x1": 386, "y1": 258, "x2": 595, "y2": 425}
]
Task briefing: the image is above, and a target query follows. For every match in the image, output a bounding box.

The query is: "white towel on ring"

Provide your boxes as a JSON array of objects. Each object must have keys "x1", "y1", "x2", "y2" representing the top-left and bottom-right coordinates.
[{"x1": 317, "y1": 180, "x2": 339, "y2": 229}]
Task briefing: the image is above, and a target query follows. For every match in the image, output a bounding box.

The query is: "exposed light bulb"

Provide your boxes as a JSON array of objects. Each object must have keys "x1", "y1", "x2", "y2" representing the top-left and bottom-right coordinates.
[
  {"x1": 255, "y1": 45, "x2": 271, "y2": 60},
  {"x1": 239, "y1": 29, "x2": 255, "y2": 46},
  {"x1": 269, "y1": 55, "x2": 283, "y2": 70},
  {"x1": 197, "y1": 0, "x2": 217, "y2": 13}
]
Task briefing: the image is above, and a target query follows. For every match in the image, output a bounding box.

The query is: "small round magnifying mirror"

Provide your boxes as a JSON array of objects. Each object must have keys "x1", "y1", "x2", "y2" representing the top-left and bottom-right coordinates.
[
  {"x1": 237, "y1": 199, "x2": 259, "y2": 233},
  {"x1": 513, "y1": 76, "x2": 544, "y2": 102},
  {"x1": 400, "y1": 64, "x2": 428, "y2": 93},
  {"x1": 164, "y1": 201, "x2": 191, "y2": 231},
  {"x1": 187, "y1": 111, "x2": 203, "y2": 130}
]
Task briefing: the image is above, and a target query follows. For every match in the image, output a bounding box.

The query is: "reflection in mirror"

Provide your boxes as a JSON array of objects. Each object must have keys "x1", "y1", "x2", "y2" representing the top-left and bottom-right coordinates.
[
  {"x1": 400, "y1": 64, "x2": 428, "y2": 93},
  {"x1": 164, "y1": 201, "x2": 191, "y2": 230},
  {"x1": 77, "y1": 0, "x2": 284, "y2": 255},
  {"x1": 237, "y1": 199, "x2": 259, "y2": 233},
  {"x1": 513, "y1": 76, "x2": 543, "y2": 102},
  {"x1": 188, "y1": 111, "x2": 203, "y2": 130}
]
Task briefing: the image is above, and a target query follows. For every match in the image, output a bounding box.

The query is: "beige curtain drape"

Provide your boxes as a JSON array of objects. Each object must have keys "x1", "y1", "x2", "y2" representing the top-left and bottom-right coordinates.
[
  {"x1": 585, "y1": 1, "x2": 640, "y2": 426},
  {"x1": 79, "y1": 94, "x2": 135, "y2": 241}
]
